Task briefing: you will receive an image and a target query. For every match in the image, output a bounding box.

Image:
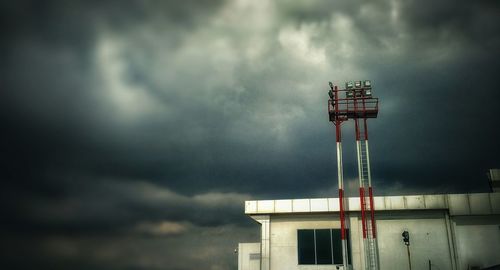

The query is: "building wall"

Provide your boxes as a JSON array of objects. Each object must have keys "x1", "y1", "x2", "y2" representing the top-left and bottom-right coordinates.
[
  {"x1": 241, "y1": 193, "x2": 500, "y2": 270},
  {"x1": 453, "y1": 215, "x2": 500, "y2": 269},
  {"x1": 376, "y1": 211, "x2": 454, "y2": 270},
  {"x1": 264, "y1": 211, "x2": 457, "y2": 270},
  {"x1": 238, "y1": 243, "x2": 261, "y2": 270}
]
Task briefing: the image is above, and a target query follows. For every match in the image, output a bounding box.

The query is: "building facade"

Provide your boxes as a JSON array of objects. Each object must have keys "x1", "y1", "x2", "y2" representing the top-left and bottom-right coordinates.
[{"x1": 238, "y1": 193, "x2": 500, "y2": 270}]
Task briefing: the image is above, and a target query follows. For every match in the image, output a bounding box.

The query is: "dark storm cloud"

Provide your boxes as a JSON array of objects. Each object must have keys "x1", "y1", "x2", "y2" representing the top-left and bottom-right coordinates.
[
  {"x1": 262, "y1": 0, "x2": 500, "y2": 194},
  {"x1": 4, "y1": 178, "x2": 252, "y2": 235},
  {"x1": 1, "y1": 0, "x2": 500, "y2": 269},
  {"x1": 369, "y1": 0, "x2": 500, "y2": 192},
  {"x1": 0, "y1": 0, "x2": 228, "y2": 194}
]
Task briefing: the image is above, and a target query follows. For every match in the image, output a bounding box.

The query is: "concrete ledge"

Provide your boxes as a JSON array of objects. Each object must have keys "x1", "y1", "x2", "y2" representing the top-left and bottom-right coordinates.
[{"x1": 245, "y1": 193, "x2": 500, "y2": 216}]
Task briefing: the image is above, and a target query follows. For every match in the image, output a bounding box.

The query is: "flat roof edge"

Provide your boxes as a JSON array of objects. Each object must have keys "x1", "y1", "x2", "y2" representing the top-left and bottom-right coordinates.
[{"x1": 244, "y1": 193, "x2": 500, "y2": 216}]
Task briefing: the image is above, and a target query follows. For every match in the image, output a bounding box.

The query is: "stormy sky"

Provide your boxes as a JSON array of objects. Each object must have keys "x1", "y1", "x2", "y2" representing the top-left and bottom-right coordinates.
[{"x1": 1, "y1": 0, "x2": 500, "y2": 269}]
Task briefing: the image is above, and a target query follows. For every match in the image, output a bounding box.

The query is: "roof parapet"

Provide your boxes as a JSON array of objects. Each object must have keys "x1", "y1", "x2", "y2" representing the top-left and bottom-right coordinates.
[{"x1": 245, "y1": 193, "x2": 500, "y2": 216}]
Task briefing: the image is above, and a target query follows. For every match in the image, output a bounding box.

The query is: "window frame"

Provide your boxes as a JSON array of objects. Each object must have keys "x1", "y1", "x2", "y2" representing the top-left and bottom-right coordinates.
[{"x1": 297, "y1": 228, "x2": 351, "y2": 265}]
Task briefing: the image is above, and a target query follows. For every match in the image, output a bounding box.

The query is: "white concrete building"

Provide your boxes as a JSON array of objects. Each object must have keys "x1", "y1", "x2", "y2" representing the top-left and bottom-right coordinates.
[{"x1": 238, "y1": 192, "x2": 500, "y2": 270}]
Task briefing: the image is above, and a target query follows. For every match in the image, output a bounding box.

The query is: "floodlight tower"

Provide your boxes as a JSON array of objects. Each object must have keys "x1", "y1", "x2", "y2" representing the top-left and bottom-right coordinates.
[{"x1": 328, "y1": 80, "x2": 379, "y2": 270}]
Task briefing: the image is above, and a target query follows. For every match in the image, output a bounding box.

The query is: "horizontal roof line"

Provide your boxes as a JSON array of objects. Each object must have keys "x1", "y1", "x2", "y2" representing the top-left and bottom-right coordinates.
[{"x1": 245, "y1": 193, "x2": 500, "y2": 216}]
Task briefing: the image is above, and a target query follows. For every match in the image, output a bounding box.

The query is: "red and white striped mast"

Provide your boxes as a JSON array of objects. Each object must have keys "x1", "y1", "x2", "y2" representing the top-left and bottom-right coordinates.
[
  {"x1": 328, "y1": 80, "x2": 379, "y2": 270},
  {"x1": 330, "y1": 83, "x2": 349, "y2": 268}
]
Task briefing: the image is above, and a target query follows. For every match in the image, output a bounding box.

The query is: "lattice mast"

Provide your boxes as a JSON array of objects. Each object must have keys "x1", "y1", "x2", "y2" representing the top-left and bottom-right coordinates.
[{"x1": 328, "y1": 80, "x2": 379, "y2": 270}]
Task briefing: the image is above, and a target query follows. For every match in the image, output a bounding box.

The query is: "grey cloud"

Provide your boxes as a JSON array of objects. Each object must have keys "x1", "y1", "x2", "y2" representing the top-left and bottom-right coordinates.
[
  {"x1": 8, "y1": 178, "x2": 254, "y2": 235},
  {"x1": 3, "y1": 224, "x2": 256, "y2": 270}
]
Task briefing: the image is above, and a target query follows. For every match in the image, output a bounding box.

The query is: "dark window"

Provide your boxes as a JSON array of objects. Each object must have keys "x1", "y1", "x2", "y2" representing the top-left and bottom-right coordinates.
[
  {"x1": 297, "y1": 230, "x2": 315, "y2": 264},
  {"x1": 297, "y1": 229, "x2": 351, "y2": 265},
  {"x1": 315, "y1": 229, "x2": 332, "y2": 264},
  {"x1": 346, "y1": 229, "x2": 352, "y2": 264},
  {"x1": 332, "y1": 229, "x2": 343, "y2": 264}
]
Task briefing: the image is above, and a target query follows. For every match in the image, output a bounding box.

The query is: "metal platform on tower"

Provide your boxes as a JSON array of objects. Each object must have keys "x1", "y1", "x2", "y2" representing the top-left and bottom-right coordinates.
[{"x1": 328, "y1": 81, "x2": 379, "y2": 122}]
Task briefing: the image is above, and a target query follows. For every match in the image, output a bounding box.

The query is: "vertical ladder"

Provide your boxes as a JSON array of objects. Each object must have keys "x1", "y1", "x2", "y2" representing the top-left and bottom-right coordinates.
[
  {"x1": 355, "y1": 104, "x2": 379, "y2": 270},
  {"x1": 361, "y1": 139, "x2": 378, "y2": 270}
]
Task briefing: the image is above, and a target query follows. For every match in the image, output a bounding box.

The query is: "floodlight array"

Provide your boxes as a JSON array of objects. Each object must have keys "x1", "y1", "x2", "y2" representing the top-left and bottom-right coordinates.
[{"x1": 344, "y1": 80, "x2": 373, "y2": 98}]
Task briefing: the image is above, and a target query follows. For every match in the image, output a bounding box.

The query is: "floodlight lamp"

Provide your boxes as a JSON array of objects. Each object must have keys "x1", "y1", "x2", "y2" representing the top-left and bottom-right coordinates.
[
  {"x1": 355, "y1": 81, "x2": 362, "y2": 88},
  {"x1": 365, "y1": 89, "x2": 372, "y2": 96},
  {"x1": 346, "y1": 81, "x2": 354, "y2": 89},
  {"x1": 364, "y1": 80, "x2": 371, "y2": 87},
  {"x1": 329, "y1": 81, "x2": 333, "y2": 88}
]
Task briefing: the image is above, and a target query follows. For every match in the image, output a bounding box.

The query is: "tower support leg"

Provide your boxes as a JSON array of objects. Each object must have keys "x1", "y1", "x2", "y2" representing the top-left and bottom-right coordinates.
[{"x1": 336, "y1": 138, "x2": 348, "y2": 269}]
